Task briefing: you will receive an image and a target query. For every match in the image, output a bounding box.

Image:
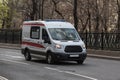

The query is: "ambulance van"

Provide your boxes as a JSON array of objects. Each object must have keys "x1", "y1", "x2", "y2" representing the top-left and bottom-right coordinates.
[{"x1": 21, "y1": 20, "x2": 87, "y2": 64}]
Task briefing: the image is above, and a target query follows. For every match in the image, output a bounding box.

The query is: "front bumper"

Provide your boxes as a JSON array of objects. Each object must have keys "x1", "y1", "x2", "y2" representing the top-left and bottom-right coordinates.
[{"x1": 52, "y1": 52, "x2": 87, "y2": 61}]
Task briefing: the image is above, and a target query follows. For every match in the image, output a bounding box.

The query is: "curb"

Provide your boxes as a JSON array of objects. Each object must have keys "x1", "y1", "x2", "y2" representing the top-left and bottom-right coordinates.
[
  {"x1": 0, "y1": 44, "x2": 21, "y2": 50},
  {"x1": 0, "y1": 46, "x2": 21, "y2": 50},
  {"x1": 88, "y1": 54, "x2": 120, "y2": 61}
]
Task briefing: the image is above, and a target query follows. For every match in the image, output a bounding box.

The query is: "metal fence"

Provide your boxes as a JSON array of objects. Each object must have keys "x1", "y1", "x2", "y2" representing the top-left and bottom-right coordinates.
[
  {"x1": 80, "y1": 32, "x2": 120, "y2": 51},
  {"x1": 0, "y1": 29, "x2": 120, "y2": 51},
  {"x1": 0, "y1": 29, "x2": 21, "y2": 44}
]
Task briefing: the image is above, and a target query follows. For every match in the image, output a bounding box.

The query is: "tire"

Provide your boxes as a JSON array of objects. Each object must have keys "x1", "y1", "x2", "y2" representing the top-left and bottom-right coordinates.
[
  {"x1": 46, "y1": 54, "x2": 55, "y2": 64},
  {"x1": 24, "y1": 50, "x2": 31, "y2": 61},
  {"x1": 76, "y1": 60, "x2": 84, "y2": 64}
]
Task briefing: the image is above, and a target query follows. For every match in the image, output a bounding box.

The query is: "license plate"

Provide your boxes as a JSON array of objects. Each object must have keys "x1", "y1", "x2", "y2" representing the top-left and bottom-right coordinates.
[{"x1": 70, "y1": 55, "x2": 79, "y2": 57}]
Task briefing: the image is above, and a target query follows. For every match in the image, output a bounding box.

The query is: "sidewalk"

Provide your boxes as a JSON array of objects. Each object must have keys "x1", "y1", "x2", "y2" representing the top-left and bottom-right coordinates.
[
  {"x1": 0, "y1": 43, "x2": 120, "y2": 60},
  {"x1": 87, "y1": 49, "x2": 120, "y2": 60}
]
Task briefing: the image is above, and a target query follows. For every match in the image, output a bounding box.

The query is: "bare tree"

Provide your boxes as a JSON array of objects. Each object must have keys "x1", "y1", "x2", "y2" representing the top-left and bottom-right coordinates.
[
  {"x1": 35, "y1": 0, "x2": 44, "y2": 20},
  {"x1": 51, "y1": 0, "x2": 64, "y2": 19},
  {"x1": 101, "y1": 0, "x2": 110, "y2": 32},
  {"x1": 77, "y1": 0, "x2": 90, "y2": 32},
  {"x1": 117, "y1": 0, "x2": 120, "y2": 33},
  {"x1": 116, "y1": 0, "x2": 120, "y2": 43},
  {"x1": 1, "y1": 0, "x2": 119, "y2": 32},
  {"x1": 73, "y1": 0, "x2": 78, "y2": 30}
]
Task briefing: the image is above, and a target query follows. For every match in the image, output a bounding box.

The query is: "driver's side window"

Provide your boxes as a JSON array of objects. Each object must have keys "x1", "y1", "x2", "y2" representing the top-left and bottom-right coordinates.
[
  {"x1": 42, "y1": 29, "x2": 49, "y2": 40},
  {"x1": 42, "y1": 29, "x2": 51, "y2": 44}
]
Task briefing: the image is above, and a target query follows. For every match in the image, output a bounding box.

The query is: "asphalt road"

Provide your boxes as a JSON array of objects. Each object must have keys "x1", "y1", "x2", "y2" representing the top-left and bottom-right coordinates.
[{"x1": 0, "y1": 48, "x2": 120, "y2": 80}]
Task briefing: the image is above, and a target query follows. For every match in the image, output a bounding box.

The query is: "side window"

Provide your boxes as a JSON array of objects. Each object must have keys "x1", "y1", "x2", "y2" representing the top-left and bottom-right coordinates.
[
  {"x1": 42, "y1": 29, "x2": 51, "y2": 44},
  {"x1": 42, "y1": 29, "x2": 49, "y2": 40},
  {"x1": 30, "y1": 27, "x2": 40, "y2": 39}
]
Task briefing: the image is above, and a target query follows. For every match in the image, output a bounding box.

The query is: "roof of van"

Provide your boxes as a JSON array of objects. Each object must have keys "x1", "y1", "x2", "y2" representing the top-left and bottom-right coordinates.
[{"x1": 23, "y1": 20, "x2": 74, "y2": 28}]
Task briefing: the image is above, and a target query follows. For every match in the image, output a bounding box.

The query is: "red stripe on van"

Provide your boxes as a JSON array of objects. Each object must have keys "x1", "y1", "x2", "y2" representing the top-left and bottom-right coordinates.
[
  {"x1": 23, "y1": 23, "x2": 45, "y2": 26},
  {"x1": 22, "y1": 41, "x2": 45, "y2": 48}
]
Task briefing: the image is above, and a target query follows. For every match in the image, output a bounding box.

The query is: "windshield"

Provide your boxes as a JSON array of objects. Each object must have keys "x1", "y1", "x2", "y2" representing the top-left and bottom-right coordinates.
[{"x1": 48, "y1": 28, "x2": 80, "y2": 41}]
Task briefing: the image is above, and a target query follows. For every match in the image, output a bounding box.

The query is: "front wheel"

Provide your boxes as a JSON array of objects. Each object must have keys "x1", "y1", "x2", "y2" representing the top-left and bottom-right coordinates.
[
  {"x1": 24, "y1": 50, "x2": 31, "y2": 61},
  {"x1": 46, "y1": 54, "x2": 55, "y2": 64}
]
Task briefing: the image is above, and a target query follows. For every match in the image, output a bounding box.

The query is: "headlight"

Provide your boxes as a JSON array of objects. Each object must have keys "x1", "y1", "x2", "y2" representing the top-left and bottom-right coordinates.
[
  {"x1": 82, "y1": 44, "x2": 86, "y2": 48},
  {"x1": 55, "y1": 44, "x2": 62, "y2": 49}
]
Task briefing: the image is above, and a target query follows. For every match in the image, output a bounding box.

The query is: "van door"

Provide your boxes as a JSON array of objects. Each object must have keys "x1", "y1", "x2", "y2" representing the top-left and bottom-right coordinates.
[
  {"x1": 29, "y1": 26, "x2": 46, "y2": 58},
  {"x1": 41, "y1": 28, "x2": 51, "y2": 52}
]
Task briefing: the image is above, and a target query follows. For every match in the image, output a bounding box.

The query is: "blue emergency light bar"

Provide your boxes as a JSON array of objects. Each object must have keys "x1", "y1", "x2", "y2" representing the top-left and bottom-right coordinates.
[{"x1": 45, "y1": 19, "x2": 66, "y2": 22}]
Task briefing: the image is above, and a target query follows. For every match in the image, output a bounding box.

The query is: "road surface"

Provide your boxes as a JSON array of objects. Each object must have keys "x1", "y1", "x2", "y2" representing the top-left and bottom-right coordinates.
[{"x1": 0, "y1": 48, "x2": 120, "y2": 80}]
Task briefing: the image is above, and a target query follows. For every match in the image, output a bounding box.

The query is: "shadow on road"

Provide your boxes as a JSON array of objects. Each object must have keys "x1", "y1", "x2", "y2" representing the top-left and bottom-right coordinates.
[{"x1": 30, "y1": 59, "x2": 87, "y2": 66}]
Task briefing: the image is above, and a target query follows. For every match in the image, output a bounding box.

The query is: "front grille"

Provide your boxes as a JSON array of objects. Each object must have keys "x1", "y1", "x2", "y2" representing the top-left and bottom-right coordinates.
[{"x1": 65, "y1": 45, "x2": 83, "y2": 52}]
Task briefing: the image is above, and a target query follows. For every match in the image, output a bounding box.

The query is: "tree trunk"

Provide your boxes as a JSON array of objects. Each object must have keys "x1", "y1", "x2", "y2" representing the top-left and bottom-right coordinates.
[
  {"x1": 30, "y1": 0, "x2": 37, "y2": 20},
  {"x1": 116, "y1": 0, "x2": 120, "y2": 43},
  {"x1": 2, "y1": 19, "x2": 5, "y2": 29},
  {"x1": 73, "y1": 0, "x2": 78, "y2": 31},
  {"x1": 117, "y1": 0, "x2": 120, "y2": 32},
  {"x1": 41, "y1": 0, "x2": 44, "y2": 20}
]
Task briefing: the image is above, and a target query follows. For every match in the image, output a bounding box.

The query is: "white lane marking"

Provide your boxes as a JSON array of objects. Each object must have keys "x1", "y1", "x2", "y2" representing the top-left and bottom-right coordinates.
[
  {"x1": 0, "y1": 54, "x2": 23, "y2": 59},
  {"x1": 0, "y1": 59, "x2": 29, "y2": 65},
  {"x1": 45, "y1": 67, "x2": 98, "y2": 80},
  {"x1": 0, "y1": 76, "x2": 8, "y2": 80}
]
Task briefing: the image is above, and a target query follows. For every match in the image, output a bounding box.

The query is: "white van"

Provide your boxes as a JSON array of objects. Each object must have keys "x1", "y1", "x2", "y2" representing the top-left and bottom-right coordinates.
[{"x1": 21, "y1": 20, "x2": 87, "y2": 64}]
